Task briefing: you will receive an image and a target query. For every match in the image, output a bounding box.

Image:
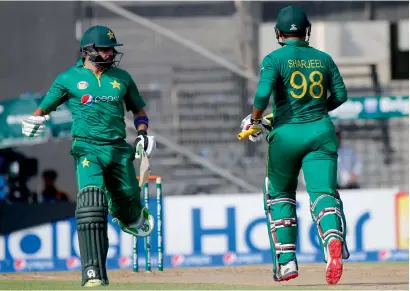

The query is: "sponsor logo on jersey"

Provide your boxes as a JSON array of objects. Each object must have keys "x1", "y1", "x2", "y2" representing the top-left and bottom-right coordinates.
[
  {"x1": 77, "y1": 81, "x2": 88, "y2": 90},
  {"x1": 81, "y1": 94, "x2": 93, "y2": 106},
  {"x1": 81, "y1": 94, "x2": 119, "y2": 106}
]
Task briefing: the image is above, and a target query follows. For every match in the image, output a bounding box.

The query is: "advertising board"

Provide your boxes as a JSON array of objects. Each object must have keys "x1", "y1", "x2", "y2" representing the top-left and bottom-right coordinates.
[{"x1": 0, "y1": 189, "x2": 407, "y2": 272}]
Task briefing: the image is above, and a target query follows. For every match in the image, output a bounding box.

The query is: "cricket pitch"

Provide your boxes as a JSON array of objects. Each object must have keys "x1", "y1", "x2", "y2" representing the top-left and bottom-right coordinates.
[{"x1": 0, "y1": 262, "x2": 408, "y2": 290}]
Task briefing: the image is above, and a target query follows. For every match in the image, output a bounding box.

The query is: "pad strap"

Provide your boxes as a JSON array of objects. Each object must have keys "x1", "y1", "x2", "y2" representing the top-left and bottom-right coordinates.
[
  {"x1": 310, "y1": 194, "x2": 344, "y2": 243},
  {"x1": 268, "y1": 216, "x2": 297, "y2": 255},
  {"x1": 267, "y1": 198, "x2": 298, "y2": 255},
  {"x1": 267, "y1": 198, "x2": 297, "y2": 207},
  {"x1": 275, "y1": 243, "x2": 297, "y2": 255},
  {"x1": 264, "y1": 178, "x2": 297, "y2": 257},
  {"x1": 272, "y1": 218, "x2": 298, "y2": 229},
  {"x1": 315, "y1": 207, "x2": 344, "y2": 241}
]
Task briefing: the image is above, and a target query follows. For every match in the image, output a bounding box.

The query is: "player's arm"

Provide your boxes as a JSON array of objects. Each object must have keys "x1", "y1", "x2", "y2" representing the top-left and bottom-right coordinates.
[
  {"x1": 326, "y1": 57, "x2": 348, "y2": 112},
  {"x1": 22, "y1": 74, "x2": 69, "y2": 137},
  {"x1": 124, "y1": 76, "x2": 156, "y2": 158},
  {"x1": 252, "y1": 55, "x2": 278, "y2": 120},
  {"x1": 132, "y1": 109, "x2": 148, "y2": 134},
  {"x1": 37, "y1": 74, "x2": 69, "y2": 115},
  {"x1": 238, "y1": 56, "x2": 278, "y2": 141},
  {"x1": 124, "y1": 77, "x2": 148, "y2": 134}
]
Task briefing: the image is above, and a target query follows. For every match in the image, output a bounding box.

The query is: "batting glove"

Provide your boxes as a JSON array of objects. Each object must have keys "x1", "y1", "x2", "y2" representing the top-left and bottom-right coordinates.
[
  {"x1": 22, "y1": 115, "x2": 50, "y2": 137},
  {"x1": 240, "y1": 114, "x2": 272, "y2": 142},
  {"x1": 134, "y1": 133, "x2": 156, "y2": 159}
]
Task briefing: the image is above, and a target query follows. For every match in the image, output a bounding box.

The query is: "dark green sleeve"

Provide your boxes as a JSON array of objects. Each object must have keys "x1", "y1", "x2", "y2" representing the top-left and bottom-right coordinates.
[
  {"x1": 124, "y1": 75, "x2": 146, "y2": 113},
  {"x1": 253, "y1": 55, "x2": 279, "y2": 110},
  {"x1": 39, "y1": 74, "x2": 69, "y2": 113},
  {"x1": 326, "y1": 56, "x2": 348, "y2": 112}
]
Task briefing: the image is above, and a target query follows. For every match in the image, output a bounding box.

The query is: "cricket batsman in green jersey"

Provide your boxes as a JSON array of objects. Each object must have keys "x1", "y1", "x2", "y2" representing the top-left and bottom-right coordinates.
[
  {"x1": 21, "y1": 25, "x2": 156, "y2": 287},
  {"x1": 240, "y1": 6, "x2": 349, "y2": 285}
]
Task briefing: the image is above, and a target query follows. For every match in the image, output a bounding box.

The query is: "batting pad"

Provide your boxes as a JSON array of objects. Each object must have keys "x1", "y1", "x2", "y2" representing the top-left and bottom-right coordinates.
[{"x1": 75, "y1": 186, "x2": 109, "y2": 286}]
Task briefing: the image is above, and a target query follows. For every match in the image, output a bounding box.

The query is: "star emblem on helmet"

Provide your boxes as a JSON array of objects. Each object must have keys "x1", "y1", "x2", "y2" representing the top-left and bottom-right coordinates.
[
  {"x1": 110, "y1": 80, "x2": 121, "y2": 89},
  {"x1": 107, "y1": 30, "x2": 115, "y2": 39}
]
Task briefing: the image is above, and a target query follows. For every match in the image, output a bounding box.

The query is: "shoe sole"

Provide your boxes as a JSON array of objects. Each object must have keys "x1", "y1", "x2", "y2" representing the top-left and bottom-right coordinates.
[
  {"x1": 274, "y1": 272, "x2": 298, "y2": 282},
  {"x1": 326, "y1": 238, "x2": 343, "y2": 285}
]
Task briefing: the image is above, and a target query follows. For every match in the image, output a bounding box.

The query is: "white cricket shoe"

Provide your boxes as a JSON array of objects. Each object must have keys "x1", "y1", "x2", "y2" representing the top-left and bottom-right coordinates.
[
  {"x1": 274, "y1": 261, "x2": 298, "y2": 282},
  {"x1": 84, "y1": 279, "x2": 104, "y2": 287}
]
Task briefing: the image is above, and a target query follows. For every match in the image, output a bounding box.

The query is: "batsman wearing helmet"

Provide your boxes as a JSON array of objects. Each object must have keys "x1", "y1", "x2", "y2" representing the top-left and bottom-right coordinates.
[
  {"x1": 240, "y1": 6, "x2": 349, "y2": 284},
  {"x1": 21, "y1": 25, "x2": 156, "y2": 287}
]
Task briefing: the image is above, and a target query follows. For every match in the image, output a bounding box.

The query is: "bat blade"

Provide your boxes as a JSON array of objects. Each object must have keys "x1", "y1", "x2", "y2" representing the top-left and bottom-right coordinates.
[{"x1": 139, "y1": 149, "x2": 151, "y2": 187}]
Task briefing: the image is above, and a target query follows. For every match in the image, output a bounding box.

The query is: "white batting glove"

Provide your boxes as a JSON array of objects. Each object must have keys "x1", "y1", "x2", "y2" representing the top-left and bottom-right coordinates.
[
  {"x1": 134, "y1": 135, "x2": 156, "y2": 159},
  {"x1": 240, "y1": 114, "x2": 272, "y2": 142},
  {"x1": 22, "y1": 115, "x2": 50, "y2": 137}
]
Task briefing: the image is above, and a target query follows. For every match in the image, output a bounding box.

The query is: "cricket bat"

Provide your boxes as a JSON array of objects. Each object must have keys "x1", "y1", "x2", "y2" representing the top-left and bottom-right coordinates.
[
  {"x1": 138, "y1": 146, "x2": 151, "y2": 188},
  {"x1": 237, "y1": 128, "x2": 262, "y2": 140},
  {"x1": 237, "y1": 113, "x2": 274, "y2": 140}
]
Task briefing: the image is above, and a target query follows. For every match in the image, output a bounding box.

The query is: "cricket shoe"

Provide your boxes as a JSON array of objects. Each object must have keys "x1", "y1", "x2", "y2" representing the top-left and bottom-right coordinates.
[
  {"x1": 342, "y1": 242, "x2": 350, "y2": 259},
  {"x1": 274, "y1": 261, "x2": 298, "y2": 282},
  {"x1": 84, "y1": 279, "x2": 104, "y2": 288},
  {"x1": 324, "y1": 241, "x2": 349, "y2": 261},
  {"x1": 325, "y1": 237, "x2": 343, "y2": 285},
  {"x1": 112, "y1": 207, "x2": 154, "y2": 237}
]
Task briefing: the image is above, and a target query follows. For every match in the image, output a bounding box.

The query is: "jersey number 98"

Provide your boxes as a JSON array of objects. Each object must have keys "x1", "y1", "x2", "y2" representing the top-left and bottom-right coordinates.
[{"x1": 290, "y1": 70, "x2": 324, "y2": 99}]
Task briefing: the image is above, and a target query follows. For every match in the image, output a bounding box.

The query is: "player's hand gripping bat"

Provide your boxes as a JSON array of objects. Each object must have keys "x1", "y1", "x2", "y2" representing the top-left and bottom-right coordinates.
[{"x1": 237, "y1": 113, "x2": 274, "y2": 140}]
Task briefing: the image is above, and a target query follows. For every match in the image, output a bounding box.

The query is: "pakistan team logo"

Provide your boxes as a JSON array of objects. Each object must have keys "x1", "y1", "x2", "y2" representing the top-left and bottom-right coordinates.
[{"x1": 77, "y1": 81, "x2": 88, "y2": 90}]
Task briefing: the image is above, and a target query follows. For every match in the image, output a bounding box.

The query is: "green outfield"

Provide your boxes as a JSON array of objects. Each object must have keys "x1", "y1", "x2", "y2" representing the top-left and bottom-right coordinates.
[{"x1": 0, "y1": 262, "x2": 408, "y2": 290}]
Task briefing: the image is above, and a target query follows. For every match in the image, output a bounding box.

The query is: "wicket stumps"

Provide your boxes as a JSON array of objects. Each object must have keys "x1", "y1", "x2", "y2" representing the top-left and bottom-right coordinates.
[{"x1": 133, "y1": 176, "x2": 164, "y2": 272}]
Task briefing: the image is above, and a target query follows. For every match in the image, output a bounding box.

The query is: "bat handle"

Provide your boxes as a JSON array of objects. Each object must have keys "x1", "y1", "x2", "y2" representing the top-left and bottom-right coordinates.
[{"x1": 237, "y1": 128, "x2": 262, "y2": 140}]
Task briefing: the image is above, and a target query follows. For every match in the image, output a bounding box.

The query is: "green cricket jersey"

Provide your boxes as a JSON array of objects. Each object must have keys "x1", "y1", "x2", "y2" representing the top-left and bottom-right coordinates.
[
  {"x1": 253, "y1": 40, "x2": 347, "y2": 125},
  {"x1": 40, "y1": 59, "x2": 145, "y2": 143}
]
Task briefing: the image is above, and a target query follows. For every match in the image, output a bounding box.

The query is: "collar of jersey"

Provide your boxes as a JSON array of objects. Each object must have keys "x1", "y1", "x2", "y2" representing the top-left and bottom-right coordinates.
[
  {"x1": 76, "y1": 59, "x2": 85, "y2": 67},
  {"x1": 279, "y1": 40, "x2": 310, "y2": 47},
  {"x1": 76, "y1": 59, "x2": 106, "y2": 77},
  {"x1": 76, "y1": 59, "x2": 98, "y2": 69}
]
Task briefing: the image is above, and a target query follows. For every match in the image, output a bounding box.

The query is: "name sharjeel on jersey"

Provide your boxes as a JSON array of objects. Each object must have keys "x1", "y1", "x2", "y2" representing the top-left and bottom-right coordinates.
[{"x1": 288, "y1": 59, "x2": 325, "y2": 69}]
